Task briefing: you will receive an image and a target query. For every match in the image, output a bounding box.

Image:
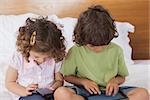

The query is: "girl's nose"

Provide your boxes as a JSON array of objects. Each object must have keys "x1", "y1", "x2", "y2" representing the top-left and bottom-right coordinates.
[{"x1": 38, "y1": 58, "x2": 46, "y2": 63}]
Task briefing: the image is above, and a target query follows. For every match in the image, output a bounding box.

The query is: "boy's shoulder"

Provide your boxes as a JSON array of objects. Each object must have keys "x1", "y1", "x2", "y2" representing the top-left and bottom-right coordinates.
[
  {"x1": 69, "y1": 44, "x2": 81, "y2": 51},
  {"x1": 69, "y1": 43, "x2": 123, "y2": 53},
  {"x1": 109, "y1": 42, "x2": 123, "y2": 52},
  {"x1": 66, "y1": 44, "x2": 82, "y2": 57},
  {"x1": 70, "y1": 43, "x2": 123, "y2": 50}
]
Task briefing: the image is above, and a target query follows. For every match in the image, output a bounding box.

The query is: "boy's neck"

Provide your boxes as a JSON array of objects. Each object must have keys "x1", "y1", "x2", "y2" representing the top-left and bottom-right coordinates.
[{"x1": 86, "y1": 44, "x2": 108, "y2": 53}]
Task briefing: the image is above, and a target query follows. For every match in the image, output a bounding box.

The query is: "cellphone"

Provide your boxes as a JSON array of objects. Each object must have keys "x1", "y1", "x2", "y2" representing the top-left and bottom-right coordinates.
[
  {"x1": 100, "y1": 88, "x2": 106, "y2": 94},
  {"x1": 32, "y1": 88, "x2": 53, "y2": 96}
]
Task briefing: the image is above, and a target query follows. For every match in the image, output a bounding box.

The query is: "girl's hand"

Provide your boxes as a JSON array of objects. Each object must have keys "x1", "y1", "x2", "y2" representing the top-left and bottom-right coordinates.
[
  {"x1": 81, "y1": 79, "x2": 101, "y2": 95},
  {"x1": 49, "y1": 80, "x2": 63, "y2": 91},
  {"x1": 49, "y1": 72, "x2": 63, "y2": 91},
  {"x1": 106, "y1": 77, "x2": 119, "y2": 96},
  {"x1": 25, "y1": 84, "x2": 38, "y2": 96}
]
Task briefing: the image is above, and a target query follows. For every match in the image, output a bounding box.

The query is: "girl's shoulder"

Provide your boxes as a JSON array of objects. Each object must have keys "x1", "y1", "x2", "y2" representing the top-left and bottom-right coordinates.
[
  {"x1": 9, "y1": 51, "x2": 24, "y2": 70},
  {"x1": 12, "y1": 51, "x2": 24, "y2": 62}
]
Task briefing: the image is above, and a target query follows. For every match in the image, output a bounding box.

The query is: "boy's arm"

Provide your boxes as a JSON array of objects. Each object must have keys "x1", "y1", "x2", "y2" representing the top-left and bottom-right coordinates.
[
  {"x1": 64, "y1": 75, "x2": 101, "y2": 94},
  {"x1": 5, "y1": 66, "x2": 27, "y2": 96},
  {"x1": 106, "y1": 75, "x2": 126, "y2": 96},
  {"x1": 64, "y1": 75, "x2": 84, "y2": 85},
  {"x1": 113, "y1": 75, "x2": 126, "y2": 85}
]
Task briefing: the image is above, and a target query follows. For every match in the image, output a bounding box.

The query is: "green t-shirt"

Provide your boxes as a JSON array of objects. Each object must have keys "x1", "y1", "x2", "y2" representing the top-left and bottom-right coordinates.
[{"x1": 60, "y1": 42, "x2": 129, "y2": 87}]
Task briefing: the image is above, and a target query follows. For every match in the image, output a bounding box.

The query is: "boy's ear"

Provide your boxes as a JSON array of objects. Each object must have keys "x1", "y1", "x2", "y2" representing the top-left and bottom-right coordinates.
[{"x1": 56, "y1": 24, "x2": 64, "y2": 30}]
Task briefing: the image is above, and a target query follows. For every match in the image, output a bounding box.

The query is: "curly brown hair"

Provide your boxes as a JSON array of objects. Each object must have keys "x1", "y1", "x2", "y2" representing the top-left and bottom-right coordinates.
[
  {"x1": 16, "y1": 17, "x2": 66, "y2": 62},
  {"x1": 74, "y1": 5, "x2": 118, "y2": 46}
]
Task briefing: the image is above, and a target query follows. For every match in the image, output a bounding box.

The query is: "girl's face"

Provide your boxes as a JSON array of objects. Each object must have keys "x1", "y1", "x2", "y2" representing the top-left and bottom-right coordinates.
[{"x1": 29, "y1": 50, "x2": 50, "y2": 64}]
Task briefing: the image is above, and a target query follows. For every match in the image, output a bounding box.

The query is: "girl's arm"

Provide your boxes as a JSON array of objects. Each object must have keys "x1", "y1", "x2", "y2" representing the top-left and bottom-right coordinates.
[
  {"x1": 5, "y1": 66, "x2": 26, "y2": 96},
  {"x1": 5, "y1": 66, "x2": 38, "y2": 96},
  {"x1": 50, "y1": 72, "x2": 64, "y2": 90}
]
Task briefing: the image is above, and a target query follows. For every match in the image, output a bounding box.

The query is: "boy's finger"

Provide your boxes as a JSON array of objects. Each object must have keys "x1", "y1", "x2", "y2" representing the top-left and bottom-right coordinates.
[
  {"x1": 106, "y1": 84, "x2": 110, "y2": 95},
  {"x1": 94, "y1": 86, "x2": 101, "y2": 94},
  {"x1": 108, "y1": 86, "x2": 113, "y2": 96},
  {"x1": 86, "y1": 87, "x2": 93, "y2": 94},
  {"x1": 113, "y1": 87, "x2": 119, "y2": 96},
  {"x1": 92, "y1": 86, "x2": 101, "y2": 94},
  {"x1": 90, "y1": 87, "x2": 98, "y2": 94}
]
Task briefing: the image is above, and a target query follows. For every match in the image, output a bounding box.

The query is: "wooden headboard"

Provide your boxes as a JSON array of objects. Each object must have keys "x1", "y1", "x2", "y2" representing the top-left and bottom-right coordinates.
[{"x1": 0, "y1": 0, "x2": 149, "y2": 59}]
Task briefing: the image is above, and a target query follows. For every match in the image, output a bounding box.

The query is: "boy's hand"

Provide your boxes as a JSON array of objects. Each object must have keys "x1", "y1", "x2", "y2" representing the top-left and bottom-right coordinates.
[
  {"x1": 25, "y1": 84, "x2": 38, "y2": 96},
  {"x1": 106, "y1": 77, "x2": 119, "y2": 96},
  {"x1": 81, "y1": 79, "x2": 101, "y2": 95}
]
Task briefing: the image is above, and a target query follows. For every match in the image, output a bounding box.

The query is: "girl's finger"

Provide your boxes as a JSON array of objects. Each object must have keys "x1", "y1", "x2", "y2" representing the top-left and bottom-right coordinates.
[
  {"x1": 27, "y1": 87, "x2": 36, "y2": 91},
  {"x1": 26, "y1": 91, "x2": 32, "y2": 95},
  {"x1": 49, "y1": 87, "x2": 55, "y2": 91},
  {"x1": 30, "y1": 84, "x2": 38, "y2": 88}
]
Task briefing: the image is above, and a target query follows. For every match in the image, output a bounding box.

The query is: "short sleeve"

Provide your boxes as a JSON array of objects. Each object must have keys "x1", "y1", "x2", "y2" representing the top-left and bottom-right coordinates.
[
  {"x1": 60, "y1": 46, "x2": 77, "y2": 76},
  {"x1": 118, "y1": 48, "x2": 129, "y2": 77},
  {"x1": 54, "y1": 62, "x2": 62, "y2": 73},
  {"x1": 9, "y1": 52, "x2": 22, "y2": 70}
]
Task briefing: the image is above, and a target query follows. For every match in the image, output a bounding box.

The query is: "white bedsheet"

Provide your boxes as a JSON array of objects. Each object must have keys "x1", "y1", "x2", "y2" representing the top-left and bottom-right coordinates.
[
  {"x1": 123, "y1": 60, "x2": 150, "y2": 89},
  {"x1": 0, "y1": 60, "x2": 149, "y2": 100}
]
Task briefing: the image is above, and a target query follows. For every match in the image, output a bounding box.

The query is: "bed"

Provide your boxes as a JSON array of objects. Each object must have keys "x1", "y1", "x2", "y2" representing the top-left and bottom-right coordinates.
[
  {"x1": 0, "y1": 59, "x2": 149, "y2": 100},
  {"x1": 0, "y1": 0, "x2": 149, "y2": 100}
]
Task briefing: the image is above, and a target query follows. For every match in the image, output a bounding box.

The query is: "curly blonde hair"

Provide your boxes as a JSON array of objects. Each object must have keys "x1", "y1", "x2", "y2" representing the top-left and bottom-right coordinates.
[{"x1": 16, "y1": 17, "x2": 66, "y2": 62}]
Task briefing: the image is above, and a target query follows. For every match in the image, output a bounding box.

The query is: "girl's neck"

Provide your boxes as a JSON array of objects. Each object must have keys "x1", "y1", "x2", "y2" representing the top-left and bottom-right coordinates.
[{"x1": 86, "y1": 44, "x2": 108, "y2": 53}]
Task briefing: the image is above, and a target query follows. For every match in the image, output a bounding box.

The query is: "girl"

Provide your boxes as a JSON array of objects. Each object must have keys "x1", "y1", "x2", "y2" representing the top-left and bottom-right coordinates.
[
  {"x1": 5, "y1": 17, "x2": 66, "y2": 100},
  {"x1": 54, "y1": 5, "x2": 149, "y2": 100}
]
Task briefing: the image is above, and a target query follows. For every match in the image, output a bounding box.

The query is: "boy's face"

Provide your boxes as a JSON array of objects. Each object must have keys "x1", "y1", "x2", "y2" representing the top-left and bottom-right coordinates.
[{"x1": 29, "y1": 50, "x2": 50, "y2": 64}]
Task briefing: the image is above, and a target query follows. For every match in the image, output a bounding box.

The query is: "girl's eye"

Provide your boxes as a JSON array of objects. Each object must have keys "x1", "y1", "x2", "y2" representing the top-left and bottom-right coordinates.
[{"x1": 34, "y1": 56, "x2": 39, "y2": 59}]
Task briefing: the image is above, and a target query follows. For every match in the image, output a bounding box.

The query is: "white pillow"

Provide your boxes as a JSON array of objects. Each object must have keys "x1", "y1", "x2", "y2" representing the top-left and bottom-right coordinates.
[
  {"x1": 0, "y1": 13, "x2": 59, "y2": 64},
  {"x1": 0, "y1": 14, "x2": 134, "y2": 65},
  {"x1": 112, "y1": 22, "x2": 135, "y2": 65},
  {"x1": 50, "y1": 17, "x2": 135, "y2": 65},
  {"x1": 0, "y1": 13, "x2": 38, "y2": 64}
]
